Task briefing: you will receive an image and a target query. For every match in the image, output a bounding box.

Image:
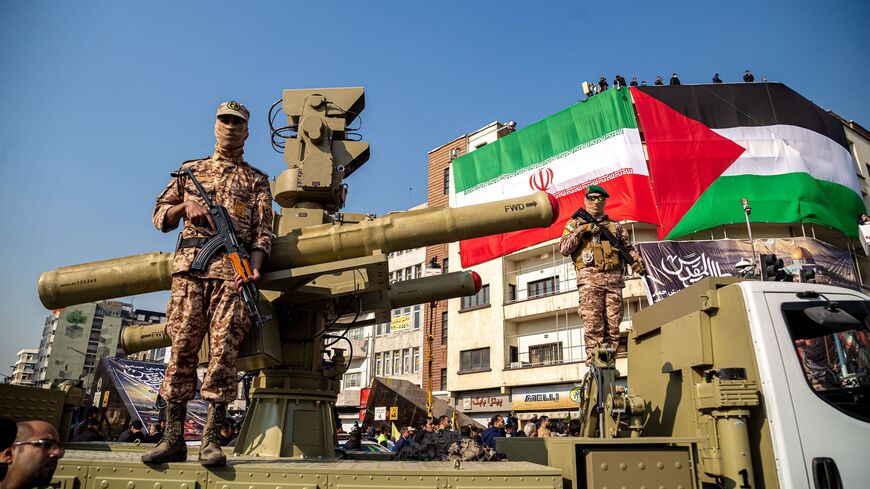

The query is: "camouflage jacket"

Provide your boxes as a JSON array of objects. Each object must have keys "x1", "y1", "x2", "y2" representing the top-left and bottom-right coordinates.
[
  {"x1": 153, "y1": 156, "x2": 274, "y2": 280},
  {"x1": 558, "y1": 214, "x2": 641, "y2": 288}
]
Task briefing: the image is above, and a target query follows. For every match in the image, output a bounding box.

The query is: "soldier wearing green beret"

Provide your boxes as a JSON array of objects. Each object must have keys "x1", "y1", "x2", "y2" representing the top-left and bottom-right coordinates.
[{"x1": 558, "y1": 185, "x2": 644, "y2": 366}]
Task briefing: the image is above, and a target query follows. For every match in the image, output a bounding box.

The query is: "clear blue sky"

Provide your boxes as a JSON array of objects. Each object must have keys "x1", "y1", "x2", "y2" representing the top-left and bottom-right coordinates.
[{"x1": 2, "y1": 0, "x2": 868, "y2": 373}]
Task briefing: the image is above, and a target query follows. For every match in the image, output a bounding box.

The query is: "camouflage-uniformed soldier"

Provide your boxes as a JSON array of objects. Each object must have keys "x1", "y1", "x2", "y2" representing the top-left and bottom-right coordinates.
[
  {"x1": 143, "y1": 101, "x2": 273, "y2": 466},
  {"x1": 559, "y1": 185, "x2": 643, "y2": 366}
]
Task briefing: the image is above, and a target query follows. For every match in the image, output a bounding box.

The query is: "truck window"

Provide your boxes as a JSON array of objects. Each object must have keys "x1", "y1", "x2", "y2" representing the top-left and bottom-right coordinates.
[{"x1": 781, "y1": 301, "x2": 870, "y2": 422}]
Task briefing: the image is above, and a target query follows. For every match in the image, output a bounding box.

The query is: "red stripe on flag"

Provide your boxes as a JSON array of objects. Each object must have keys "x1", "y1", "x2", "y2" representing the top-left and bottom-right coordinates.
[
  {"x1": 630, "y1": 87, "x2": 746, "y2": 239},
  {"x1": 459, "y1": 174, "x2": 658, "y2": 267}
]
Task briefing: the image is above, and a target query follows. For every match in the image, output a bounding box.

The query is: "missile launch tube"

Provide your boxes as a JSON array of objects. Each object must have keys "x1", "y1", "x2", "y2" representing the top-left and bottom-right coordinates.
[
  {"x1": 270, "y1": 191, "x2": 557, "y2": 268},
  {"x1": 120, "y1": 270, "x2": 483, "y2": 354},
  {"x1": 38, "y1": 252, "x2": 173, "y2": 312},
  {"x1": 38, "y1": 192, "x2": 556, "y2": 310},
  {"x1": 120, "y1": 323, "x2": 170, "y2": 355},
  {"x1": 389, "y1": 271, "x2": 481, "y2": 309}
]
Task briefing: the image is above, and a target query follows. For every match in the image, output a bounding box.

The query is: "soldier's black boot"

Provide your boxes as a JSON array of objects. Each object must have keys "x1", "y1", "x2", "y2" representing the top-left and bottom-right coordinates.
[
  {"x1": 198, "y1": 402, "x2": 227, "y2": 467},
  {"x1": 142, "y1": 402, "x2": 188, "y2": 463}
]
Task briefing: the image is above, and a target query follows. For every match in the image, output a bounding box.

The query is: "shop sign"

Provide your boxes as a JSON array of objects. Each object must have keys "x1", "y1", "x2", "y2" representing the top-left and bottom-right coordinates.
[
  {"x1": 511, "y1": 383, "x2": 577, "y2": 410},
  {"x1": 569, "y1": 386, "x2": 584, "y2": 404},
  {"x1": 458, "y1": 394, "x2": 510, "y2": 412}
]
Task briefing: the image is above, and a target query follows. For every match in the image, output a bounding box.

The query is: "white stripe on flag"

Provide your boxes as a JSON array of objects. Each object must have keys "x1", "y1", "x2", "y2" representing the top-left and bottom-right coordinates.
[
  {"x1": 714, "y1": 125, "x2": 860, "y2": 194},
  {"x1": 455, "y1": 128, "x2": 647, "y2": 207}
]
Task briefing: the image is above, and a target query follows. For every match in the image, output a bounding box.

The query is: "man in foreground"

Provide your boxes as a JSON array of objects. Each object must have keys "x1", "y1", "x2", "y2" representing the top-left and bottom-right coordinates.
[{"x1": 0, "y1": 421, "x2": 64, "y2": 489}]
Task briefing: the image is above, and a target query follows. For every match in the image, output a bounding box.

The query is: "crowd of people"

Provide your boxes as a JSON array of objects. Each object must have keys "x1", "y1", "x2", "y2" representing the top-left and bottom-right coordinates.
[
  {"x1": 584, "y1": 69, "x2": 762, "y2": 97},
  {"x1": 343, "y1": 410, "x2": 587, "y2": 458}
]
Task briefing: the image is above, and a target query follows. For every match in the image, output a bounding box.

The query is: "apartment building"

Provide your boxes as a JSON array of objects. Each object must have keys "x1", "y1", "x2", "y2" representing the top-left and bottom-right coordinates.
[
  {"x1": 334, "y1": 205, "x2": 428, "y2": 431},
  {"x1": 430, "y1": 111, "x2": 870, "y2": 426},
  {"x1": 34, "y1": 301, "x2": 165, "y2": 390},
  {"x1": 424, "y1": 122, "x2": 515, "y2": 402},
  {"x1": 10, "y1": 349, "x2": 38, "y2": 386}
]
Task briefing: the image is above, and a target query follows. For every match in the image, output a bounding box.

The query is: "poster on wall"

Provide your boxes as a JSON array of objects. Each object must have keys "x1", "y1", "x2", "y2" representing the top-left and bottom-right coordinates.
[{"x1": 637, "y1": 237, "x2": 858, "y2": 303}]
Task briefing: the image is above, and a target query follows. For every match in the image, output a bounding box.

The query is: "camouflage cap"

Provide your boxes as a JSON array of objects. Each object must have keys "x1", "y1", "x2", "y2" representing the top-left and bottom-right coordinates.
[
  {"x1": 216, "y1": 101, "x2": 249, "y2": 122},
  {"x1": 586, "y1": 184, "x2": 609, "y2": 198}
]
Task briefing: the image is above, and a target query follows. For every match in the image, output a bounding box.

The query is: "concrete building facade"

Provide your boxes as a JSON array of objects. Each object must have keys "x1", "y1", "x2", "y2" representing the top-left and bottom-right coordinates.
[
  {"x1": 10, "y1": 349, "x2": 38, "y2": 386},
  {"x1": 424, "y1": 122, "x2": 514, "y2": 401},
  {"x1": 334, "y1": 205, "x2": 428, "y2": 431},
  {"x1": 34, "y1": 301, "x2": 165, "y2": 391},
  {"x1": 430, "y1": 111, "x2": 870, "y2": 427}
]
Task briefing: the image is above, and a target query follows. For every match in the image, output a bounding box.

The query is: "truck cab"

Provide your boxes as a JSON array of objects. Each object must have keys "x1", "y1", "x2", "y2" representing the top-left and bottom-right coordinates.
[
  {"x1": 500, "y1": 278, "x2": 870, "y2": 488},
  {"x1": 741, "y1": 281, "x2": 869, "y2": 487}
]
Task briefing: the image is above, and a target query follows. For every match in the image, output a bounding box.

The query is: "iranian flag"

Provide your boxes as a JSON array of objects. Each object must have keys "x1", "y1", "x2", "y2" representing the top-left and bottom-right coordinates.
[
  {"x1": 632, "y1": 83, "x2": 863, "y2": 239},
  {"x1": 453, "y1": 89, "x2": 659, "y2": 267}
]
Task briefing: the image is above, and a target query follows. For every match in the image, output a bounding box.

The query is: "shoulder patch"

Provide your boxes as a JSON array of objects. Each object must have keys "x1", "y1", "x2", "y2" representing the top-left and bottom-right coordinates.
[{"x1": 563, "y1": 219, "x2": 577, "y2": 234}]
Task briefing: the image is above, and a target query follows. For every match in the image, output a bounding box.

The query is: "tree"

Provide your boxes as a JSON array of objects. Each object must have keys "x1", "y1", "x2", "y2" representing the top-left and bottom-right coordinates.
[{"x1": 66, "y1": 309, "x2": 88, "y2": 329}]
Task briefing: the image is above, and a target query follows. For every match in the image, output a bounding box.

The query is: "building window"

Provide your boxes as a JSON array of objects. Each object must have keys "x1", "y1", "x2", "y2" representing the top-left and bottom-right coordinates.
[
  {"x1": 402, "y1": 349, "x2": 410, "y2": 374},
  {"x1": 443, "y1": 167, "x2": 450, "y2": 195},
  {"x1": 441, "y1": 311, "x2": 448, "y2": 344},
  {"x1": 384, "y1": 352, "x2": 392, "y2": 375},
  {"x1": 440, "y1": 368, "x2": 447, "y2": 390},
  {"x1": 443, "y1": 259, "x2": 449, "y2": 273},
  {"x1": 461, "y1": 285, "x2": 490, "y2": 310},
  {"x1": 414, "y1": 264, "x2": 421, "y2": 279},
  {"x1": 528, "y1": 276, "x2": 559, "y2": 298},
  {"x1": 376, "y1": 353, "x2": 382, "y2": 376},
  {"x1": 413, "y1": 305, "x2": 421, "y2": 329},
  {"x1": 350, "y1": 327, "x2": 363, "y2": 340},
  {"x1": 393, "y1": 350, "x2": 401, "y2": 375},
  {"x1": 344, "y1": 372, "x2": 361, "y2": 388},
  {"x1": 376, "y1": 323, "x2": 383, "y2": 336},
  {"x1": 413, "y1": 347, "x2": 420, "y2": 373},
  {"x1": 529, "y1": 342, "x2": 563, "y2": 365},
  {"x1": 459, "y1": 347, "x2": 490, "y2": 372},
  {"x1": 509, "y1": 346, "x2": 519, "y2": 364}
]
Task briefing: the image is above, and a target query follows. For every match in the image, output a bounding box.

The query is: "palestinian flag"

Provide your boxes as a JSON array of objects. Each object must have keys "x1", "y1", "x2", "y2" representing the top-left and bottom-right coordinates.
[
  {"x1": 452, "y1": 89, "x2": 659, "y2": 267},
  {"x1": 632, "y1": 83, "x2": 863, "y2": 239}
]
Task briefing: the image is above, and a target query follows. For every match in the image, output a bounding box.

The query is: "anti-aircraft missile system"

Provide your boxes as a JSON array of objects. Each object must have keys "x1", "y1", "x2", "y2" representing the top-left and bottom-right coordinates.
[{"x1": 36, "y1": 87, "x2": 565, "y2": 488}]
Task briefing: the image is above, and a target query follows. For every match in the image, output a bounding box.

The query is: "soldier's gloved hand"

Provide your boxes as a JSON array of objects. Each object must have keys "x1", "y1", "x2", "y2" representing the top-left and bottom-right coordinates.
[{"x1": 585, "y1": 223, "x2": 599, "y2": 234}]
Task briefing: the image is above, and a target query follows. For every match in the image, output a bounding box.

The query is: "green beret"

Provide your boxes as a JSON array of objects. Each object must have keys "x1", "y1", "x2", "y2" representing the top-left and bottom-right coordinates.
[{"x1": 586, "y1": 185, "x2": 609, "y2": 198}]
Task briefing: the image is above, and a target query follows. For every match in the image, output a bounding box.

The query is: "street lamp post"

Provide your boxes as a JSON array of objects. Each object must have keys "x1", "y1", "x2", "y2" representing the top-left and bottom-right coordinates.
[{"x1": 742, "y1": 198, "x2": 758, "y2": 273}]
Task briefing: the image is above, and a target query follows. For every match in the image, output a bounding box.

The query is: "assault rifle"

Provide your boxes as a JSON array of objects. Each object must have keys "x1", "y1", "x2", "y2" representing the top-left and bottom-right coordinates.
[
  {"x1": 572, "y1": 206, "x2": 640, "y2": 271},
  {"x1": 171, "y1": 167, "x2": 272, "y2": 327}
]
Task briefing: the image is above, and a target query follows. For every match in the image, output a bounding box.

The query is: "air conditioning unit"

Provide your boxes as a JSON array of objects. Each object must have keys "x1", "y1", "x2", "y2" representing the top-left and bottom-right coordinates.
[{"x1": 509, "y1": 362, "x2": 523, "y2": 369}]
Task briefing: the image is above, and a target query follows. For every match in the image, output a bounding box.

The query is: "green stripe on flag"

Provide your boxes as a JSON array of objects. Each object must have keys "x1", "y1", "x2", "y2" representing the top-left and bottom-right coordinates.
[
  {"x1": 665, "y1": 173, "x2": 864, "y2": 239},
  {"x1": 453, "y1": 88, "x2": 638, "y2": 193}
]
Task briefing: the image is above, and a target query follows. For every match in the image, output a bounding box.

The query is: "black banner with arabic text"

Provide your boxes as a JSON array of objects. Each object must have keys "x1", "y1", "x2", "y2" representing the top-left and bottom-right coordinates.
[{"x1": 636, "y1": 238, "x2": 858, "y2": 303}]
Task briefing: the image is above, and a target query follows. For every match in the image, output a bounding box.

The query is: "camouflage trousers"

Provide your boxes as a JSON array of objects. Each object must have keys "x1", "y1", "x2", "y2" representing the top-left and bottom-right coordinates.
[
  {"x1": 160, "y1": 273, "x2": 252, "y2": 404},
  {"x1": 577, "y1": 284, "x2": 624, "y2": 365}
]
